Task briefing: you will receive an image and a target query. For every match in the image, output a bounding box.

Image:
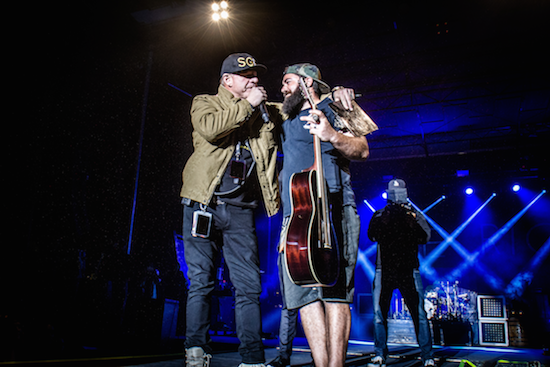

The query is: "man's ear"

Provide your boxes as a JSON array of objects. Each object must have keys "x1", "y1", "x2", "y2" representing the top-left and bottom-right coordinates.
[
  {"x1": 306, "y1": 77, "x2": 314, "y2": 88},
  {"x1": 222, "y1": 73, "x2": 233, "y2": 88}
]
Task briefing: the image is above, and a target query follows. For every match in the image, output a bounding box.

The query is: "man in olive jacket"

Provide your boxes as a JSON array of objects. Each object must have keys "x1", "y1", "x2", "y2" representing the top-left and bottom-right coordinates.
[{"x1": 180, "y1": 53, "x2": 282, "y2": 367}]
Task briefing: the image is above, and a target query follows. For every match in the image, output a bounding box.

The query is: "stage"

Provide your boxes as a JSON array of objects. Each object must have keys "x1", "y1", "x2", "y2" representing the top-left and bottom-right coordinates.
[
  {"x1": 128, "y1": 338, "x2": 550, "y2": 367},
  {"x1": 2, "y1": 337, "x2": 547, "y2": 367}
]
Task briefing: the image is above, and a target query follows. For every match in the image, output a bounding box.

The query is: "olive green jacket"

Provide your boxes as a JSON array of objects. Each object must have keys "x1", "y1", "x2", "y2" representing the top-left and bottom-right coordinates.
[{"x1": 180, "y1": 85, "x2": 282, "y2": 217}]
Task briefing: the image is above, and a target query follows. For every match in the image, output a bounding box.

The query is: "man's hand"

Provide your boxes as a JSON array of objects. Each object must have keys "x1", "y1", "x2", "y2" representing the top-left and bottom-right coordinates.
[
  {"x1": 246, "y1": 86, "x2": 267, "y2": 108},
  {"x1": 332, "y1": 87, "x2": 355, "y2": 110},
  {"x1": 302, "y1": 107, "x2": 370, "y2": 161},
  {"x1": 300, "y1": 109, "x2": 337, "y2": 142}
]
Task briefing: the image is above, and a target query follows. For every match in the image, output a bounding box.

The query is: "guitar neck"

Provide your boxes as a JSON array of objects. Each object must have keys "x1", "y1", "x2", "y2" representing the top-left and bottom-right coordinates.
[
  {"x1": 299, "y1": 79, "x2": 325, "y2": 195},
  {"x1": 299, "y1": 78, "x2": 331, "y2": 244},
  {"x1": 313, "y1": 135, "x2": 326, "y2": 197}
]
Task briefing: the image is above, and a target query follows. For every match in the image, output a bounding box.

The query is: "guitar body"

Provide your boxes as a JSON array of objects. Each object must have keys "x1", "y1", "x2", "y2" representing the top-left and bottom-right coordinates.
[{"x1": 285, "y1": 169, "x2": 339, "y2": 287}]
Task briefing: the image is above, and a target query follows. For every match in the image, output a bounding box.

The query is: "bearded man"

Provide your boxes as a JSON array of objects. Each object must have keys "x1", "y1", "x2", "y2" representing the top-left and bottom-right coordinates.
[{"x1": 275, "y1": 63, "x2": 370, "y2": 367}]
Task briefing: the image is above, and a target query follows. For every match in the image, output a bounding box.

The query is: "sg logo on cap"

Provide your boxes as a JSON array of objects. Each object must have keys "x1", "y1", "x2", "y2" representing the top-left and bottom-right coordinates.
[{"x1": 237, "y1": 56, "x2": 257, "y2": 68}]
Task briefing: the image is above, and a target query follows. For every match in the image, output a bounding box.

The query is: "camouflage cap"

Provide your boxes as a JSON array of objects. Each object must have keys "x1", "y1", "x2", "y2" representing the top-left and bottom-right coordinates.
[{"x1": 284, "y1": 63, "x2": 330, "y2": 94}]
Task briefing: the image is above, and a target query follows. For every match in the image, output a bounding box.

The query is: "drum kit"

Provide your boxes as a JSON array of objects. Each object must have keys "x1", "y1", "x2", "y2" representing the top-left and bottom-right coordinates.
[{"x1": 388, "y1": 281, "x2": 478, "y2": 322}]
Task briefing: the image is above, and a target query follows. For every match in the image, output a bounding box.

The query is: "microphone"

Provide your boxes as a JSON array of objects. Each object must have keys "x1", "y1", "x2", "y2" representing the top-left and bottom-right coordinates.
[{"x1": 259, "y1": 103, "x2": 270, "y2": 123}]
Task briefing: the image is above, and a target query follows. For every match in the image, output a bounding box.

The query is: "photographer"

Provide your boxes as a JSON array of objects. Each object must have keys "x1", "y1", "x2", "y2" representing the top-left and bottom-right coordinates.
[{"x1": 367, "y1": 179, "x2": 435, "y2": 367}]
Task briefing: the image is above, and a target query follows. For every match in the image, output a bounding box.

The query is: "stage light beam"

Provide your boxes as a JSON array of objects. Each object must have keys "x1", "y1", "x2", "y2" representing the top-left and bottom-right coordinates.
[
  {"x1": 418, "y1": 195, "x2": 445, "y2": 213},
  {"x1": 357, "y1": 246, "x2": 376, "y2": 281},
  {"x1": 448, "y1": 190, "x2": 547, "y2": 282},
  {"x1": 417, "y1": 193, "x2": 495, "y2": 273},
  {"x1": 410, "y1": 197, "x2": 506, "y2": 290},
  {"x1": 363, "y1": 199, "x2": 376, "y2": 213},
  {"x1": 505, "y1": 236, "x2": 550, "y2": 298}
]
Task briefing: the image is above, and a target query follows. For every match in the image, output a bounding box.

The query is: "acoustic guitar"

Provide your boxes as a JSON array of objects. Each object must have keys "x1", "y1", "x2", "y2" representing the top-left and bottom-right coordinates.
[{"x1": 283, "y1": 78, "x2": 339, "y2": 287}]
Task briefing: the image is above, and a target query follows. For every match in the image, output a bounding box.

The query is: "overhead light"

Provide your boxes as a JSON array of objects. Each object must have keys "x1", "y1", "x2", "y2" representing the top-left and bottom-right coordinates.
[
  {"x1": 465, "y1": 187, "x2": 474, "y2": 195},
  {"x1": 512, "y1": 184, "x2": 521, "y2": 192},
  {"x1": 212, "y1": 1, "x2": 229, "y2": 21}
]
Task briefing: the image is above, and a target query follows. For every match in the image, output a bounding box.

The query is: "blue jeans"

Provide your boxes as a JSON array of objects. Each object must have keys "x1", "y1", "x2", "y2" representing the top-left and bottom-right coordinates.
[
  {"x1": 372, "y1": 268, "x2": 432, "y2": 362},
  {"x1": 183, "y1": 201, "x2": 264, "y2": 364}
]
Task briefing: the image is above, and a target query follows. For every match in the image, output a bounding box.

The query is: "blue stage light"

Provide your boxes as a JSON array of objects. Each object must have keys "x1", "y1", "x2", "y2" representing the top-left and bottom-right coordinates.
[
  {"x1": 465, "y1": 187, "x2": 474, "y2": 195},
  {"x1": 506, "y1": 237, "x2": 550, "y2": 298},
  {"x1": 410, "y1": 196, "x2": 505, "y2": 289},
  {"x1": 356, "y1": 245, "x2": 377, "y2": 281},
  {"x1": 512, "y1": 184, "x2": 521, "y2": 192},
  {"x1": 447, "y1": 190, "x2": 546, "y2": 291},
  {"x1": 363, "y1": 199, "x2": 376, "y2": 213},
  {"x1": 421, "y1": 195, "x2": 446, "y2": 213},
  {"x1": 381, "y1": 191, "x2": 388, "y2": 200}
]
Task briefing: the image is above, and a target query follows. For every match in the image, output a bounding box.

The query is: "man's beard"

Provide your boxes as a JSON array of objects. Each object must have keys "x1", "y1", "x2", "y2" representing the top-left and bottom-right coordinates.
[{"x1": 282, "y1": 88, "x2": 305, "y2": 118}]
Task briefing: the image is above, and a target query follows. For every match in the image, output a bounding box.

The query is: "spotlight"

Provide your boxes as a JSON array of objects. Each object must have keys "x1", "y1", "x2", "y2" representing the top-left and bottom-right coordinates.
[
  {"x1": 382, "y1": 192, "x2": 388, "y2": 200},
  {"x1": 465, "y1": 187, "x2": 474, "y2": 195},
  {"x1": 512, "y1": 184, "x2": 521, "y2": 192},
  {"x1": 212, "y1": 1, "x2": 229, "y2": 21}
]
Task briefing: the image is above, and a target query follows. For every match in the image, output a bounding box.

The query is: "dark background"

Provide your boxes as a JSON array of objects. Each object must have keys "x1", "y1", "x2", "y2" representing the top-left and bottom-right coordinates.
[{"x1": 3, "y1": 0, "x2": 549, "y2": 361}]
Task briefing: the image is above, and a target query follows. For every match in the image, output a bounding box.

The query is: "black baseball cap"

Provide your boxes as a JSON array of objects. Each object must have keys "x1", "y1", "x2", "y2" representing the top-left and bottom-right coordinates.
[
  {"x1": 220, "y1": 53, "x2": 267, "y2": 77},
  {"x1": 387, "y1": 178, "x2": 408, "y2": 203}
]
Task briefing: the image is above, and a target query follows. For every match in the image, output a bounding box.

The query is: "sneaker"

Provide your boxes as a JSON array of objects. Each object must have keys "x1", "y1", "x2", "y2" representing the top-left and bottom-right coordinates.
[
  {"x1": 238, "y1": 364, "x2": 266, "y2": 367},
  {"x1": 266, "y1": 355, "x2": 290, "y2": 367},
  {"x1": 185, "y1": 347, "x2": 212, "y2": 367},
  {"x1": 367, "y1": 356, "x2": 386, "y2": 367},
  {"x1": 424, "y1": 359, "x2": 436, "y2": 367}
]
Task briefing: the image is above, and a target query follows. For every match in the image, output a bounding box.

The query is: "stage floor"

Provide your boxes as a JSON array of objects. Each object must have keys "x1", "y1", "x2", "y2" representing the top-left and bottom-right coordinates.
[
  {"x1": 126, "y1": 337, "x2": 550, "y2": 367},
  {"x1": 2, "y1": 338, "x2": 548, "y2": 366}
]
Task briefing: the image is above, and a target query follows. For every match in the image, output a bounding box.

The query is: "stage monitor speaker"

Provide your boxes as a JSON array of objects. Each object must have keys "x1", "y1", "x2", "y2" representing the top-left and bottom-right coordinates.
[
  {"x1": 479, "y1": 320, "x2": 509, "y2": 346},
  {"x1": 478, "y1": 295, "x2": 506, "y2": 319},
  {"x1": 477, "y1": 295, "x2": 509, "y2": 346}
]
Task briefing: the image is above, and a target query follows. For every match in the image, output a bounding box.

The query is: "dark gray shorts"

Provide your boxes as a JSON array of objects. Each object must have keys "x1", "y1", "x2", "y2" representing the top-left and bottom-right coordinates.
[{"x1": 279, "y1": 205, "x2": 360, "y2": 310}]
